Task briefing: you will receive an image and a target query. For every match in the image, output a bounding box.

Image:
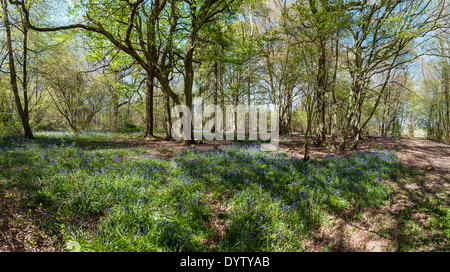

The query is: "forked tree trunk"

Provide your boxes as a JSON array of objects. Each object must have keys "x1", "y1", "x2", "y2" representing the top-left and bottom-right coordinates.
[{"x1": 2, "y1": 0, "x2": 34, "y2": 140}]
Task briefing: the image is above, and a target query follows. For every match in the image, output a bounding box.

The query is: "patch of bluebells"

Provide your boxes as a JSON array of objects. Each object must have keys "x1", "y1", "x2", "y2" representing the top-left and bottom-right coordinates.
[
  {"x1": 0, "y1": 132, "x2": 200, "y2": 251},
  {"x1": 224, "y1": 192, "x2": 268, "y2": 251},
  {"x1": 156, "y1": 219, "x2": 195, "y2": 252},
  {"x1": 174, "y1": 144, "x2": 402, "y2": 251},
  {"x1": 0, "y1": 133, "x2": 404, "y2": 252}
]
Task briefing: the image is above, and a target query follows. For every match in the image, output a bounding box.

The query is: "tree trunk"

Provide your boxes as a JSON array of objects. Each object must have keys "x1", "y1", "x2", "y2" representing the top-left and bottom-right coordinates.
[
  {"x1": 2, "y1": 0, "x2": 34, "y2": 140},
  {"x1": 220, "y1": 62, "x2": 225, "y2": 132},
  {"x1": 442, "y1": 47, "x2": 450, "y2": 143},
  {"x1": 338, "y1": 74, "x2": 355, "y2": 152},
  {"x1": 22, "y1": 22, "x2": 30, "y2": 123},
  {"x1": 330, "y1": 32, "x2": 340, "y2": 148},
  {"x1": 351, "y1": 75, "x2": 363, "y2": 150},
  {"x1": 351, "y1": 95, "x2": 362, "y2": 150},
  {"x1": 212, "y1": 61, "x2": 219, "y2": 133},
  {"x1": 112, "y1": 91, "x2": 119, "y2": 127},
  {"x1": 315, "y1": 37, "x2": 327, "y2": 146},
  {"x1": 140, "y1": 70, "x2": 155, "y2": 139},
  {"x1": 164, "y1": 92, "x2": 172, "y2": 140},
  {"x1": 381, "y1": 92, "x2": 389, "y2": 136},
  {"x1": 182, "y1": 29, "x2": 197, "y2": 145},
  {"x1": 304, "y1": 101, "x2": 313, "y2": 161},
  {"x1": 288, "y1": 90, "x2": 293, "y2": 138}
]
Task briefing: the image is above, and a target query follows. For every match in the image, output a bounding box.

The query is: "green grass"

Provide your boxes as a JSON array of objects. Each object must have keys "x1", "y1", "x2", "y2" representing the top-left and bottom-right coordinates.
[{"x1": 0, "y1": 132, "x2": 406, "y2": 252}]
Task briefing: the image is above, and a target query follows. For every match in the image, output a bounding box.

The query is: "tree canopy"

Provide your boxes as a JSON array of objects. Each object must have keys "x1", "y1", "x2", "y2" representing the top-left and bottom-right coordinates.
[{"x1": 0, "y1": 0, "x2": 449, "y2": 156}]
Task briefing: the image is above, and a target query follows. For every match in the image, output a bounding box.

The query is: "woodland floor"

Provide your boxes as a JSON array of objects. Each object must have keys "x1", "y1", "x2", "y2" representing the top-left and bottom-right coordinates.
[{"x1": 1, "y1": 134, "x2": 449, "y2": 252}]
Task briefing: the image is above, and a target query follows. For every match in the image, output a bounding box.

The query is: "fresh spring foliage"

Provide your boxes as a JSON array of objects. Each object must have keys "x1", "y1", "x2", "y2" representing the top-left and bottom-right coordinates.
[{"x1": 0, "y1": 132, "x2": 403, "y2": 252}]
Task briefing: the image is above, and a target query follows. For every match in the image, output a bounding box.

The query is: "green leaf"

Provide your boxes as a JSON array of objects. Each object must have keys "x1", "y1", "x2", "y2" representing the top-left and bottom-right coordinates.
[{"x1": 66, "y1": 240, "x2": 81, "y2": 252}]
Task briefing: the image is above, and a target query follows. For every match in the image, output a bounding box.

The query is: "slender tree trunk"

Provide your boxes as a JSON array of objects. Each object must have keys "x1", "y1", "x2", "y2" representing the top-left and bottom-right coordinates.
[
  {"x1": 2, "y1": 0, "x2": 34, "y2": 140},
  {"x1": 351, "y1": 73, "x2": 365, "y2": 150},
  {"x1": 141, "y1": 70, "x2": 155, "y2": 139},
  {"x1": 139, "y1": 4, "x2": 161, "y2": 140},
  {"x1": 338, "y1": 74, "x2": 355, "y2": 151},
  {"x1": 247, "y1": 61, "x2": 252, "y2": 138},
  {"x1": 381, "y1": 92, "x2": 388, "y2": 136},
  {"x1": 126, "y1": 97, "x2": 132, "y2": 123},
  {"x1": 212, "y1": 61, "x2": 218, "y2": 133},
  {"x1": 315, "y1": 37, "x2": 327, "y2": 146},
  {"x1": 112, "y1": 90, "x2": 119, "y2": 127},
  {"x1": 409, "y1": 112, "x2": 416, "y2": 138},
  {"x1": 288, "y1": 90, "x2": 293, "y2": 138},
  {"x1": 441, "y1": 39, "x2": 450, "y2": 143},
  {"x1": 164, "y1": 91, "x2": 172, "y2": 140},
  {"x1": 304, "y1": 100, "x2": 313, "y2": 161},
  {"x1": 351, "y1": 92, "x2": 362, "y2": 150},
  {"x1": 330, "y1": 32, "x2": 340, "y2": 148},
  {"x1": 182, "y1": 28, "x2": 198, "y2": 144},
  {"x1": 303, "y1": 85, "x2": 315, "y2": 161},
  {"x1": 184, "y1": 55, "x2": 194, "y2": 144},
  {"x1": 220, "y1": 62, "x2": 225, "y2": 131},
  {"x1": 22, "y1": 22, "x2": 30, "y2": 123}
]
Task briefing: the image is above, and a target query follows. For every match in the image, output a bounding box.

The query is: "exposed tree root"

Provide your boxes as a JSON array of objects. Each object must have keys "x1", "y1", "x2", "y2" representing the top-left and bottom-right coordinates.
[
  {"x1": 138, "y1": 131, "x2": 160, "y2": 141},
  {"x1": 181, "y1": 139, "x2": 197, "y2": 146}
]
